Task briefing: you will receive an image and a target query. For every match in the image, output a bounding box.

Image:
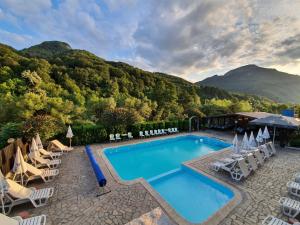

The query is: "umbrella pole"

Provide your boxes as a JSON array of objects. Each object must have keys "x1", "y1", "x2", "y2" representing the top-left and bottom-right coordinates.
[
  {"x1": 69, "y1": 138, "x2": 72, "y2": 148},
  {"x1": 273, "y1": 127, "x2": 276, "y2": 144}
]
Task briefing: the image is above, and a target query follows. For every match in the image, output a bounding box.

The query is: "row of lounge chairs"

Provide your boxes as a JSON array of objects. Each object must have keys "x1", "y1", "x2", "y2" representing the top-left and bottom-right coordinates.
[
  {"x1": 109, "y1": 132, "x2": 134, "y2": 142},
  {"x1": 211, "y1": 142, "x2": 276, "y2": 181},
  {"x1": 139, "y1": 128, "x2": 179, "y2": 138},
  {"x1": 0, "y1": 139, "x2": 73, "y2": 224},
  {"x1": 262, "y1": 173, "x2": 300, "y2": 224}
]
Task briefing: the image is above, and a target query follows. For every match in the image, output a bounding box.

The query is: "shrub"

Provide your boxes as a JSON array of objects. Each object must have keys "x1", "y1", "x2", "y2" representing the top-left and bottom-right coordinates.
[
  {"x1": 290, "y1": 135, "x2": 300, "y2": 147},
  {"x1": 0, "y1": 122, "x2": 23, "y2": 148}
]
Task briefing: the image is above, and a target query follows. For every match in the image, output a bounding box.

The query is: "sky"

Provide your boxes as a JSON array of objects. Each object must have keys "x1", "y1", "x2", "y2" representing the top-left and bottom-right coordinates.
[{"x1": 0, "y1": 0, "x2": 300, "y2": 82}]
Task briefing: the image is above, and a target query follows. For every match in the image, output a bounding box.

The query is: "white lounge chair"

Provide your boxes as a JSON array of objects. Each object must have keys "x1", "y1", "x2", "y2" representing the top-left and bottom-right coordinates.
[
  {"x1": 157, "y1": 129, "x2": 162, "y2": 135},
  {"x1": 174, "y1": 128, "x2": 179, "y2": 133},
  {"x1": 279, "y1": 197, "x2": 300, "y2": 218},
  {"x1": 128, "y1": 132, "x2": 133, "y2": 139},
  {"x1": 7, "y1": 162, "x2": 59, "y2": 185},
  {"x1": 29, "y1": 154, "x2": 61, "y2": 169},
  {"x1": 39, "y1": 148, "x2": 62, "y2": 160},
  {"x1": 0, "y1": 213, "x2": 47, "y2": 225},
  {"x1": 149, "y1": 130, "x2": 155, "y2": 136},
  {"x1": 153, "y1": 130, "x2": 158, "y2": 135},
  {"x1": 109, "y1": 134, "x2": 115, "y2": 142},
  {"x1": 161, "y1": 129, "x2": 166, "y2": 135},
  {"x1": 259, "y1": 145, "x2": 271, "y2": 160},
  {"x1": 115, "y1": 133, "x2": 121, "y2": 141},
  {"x1": 287, "y1": 181, "x2": 300, "y2": 198},
  {"x1": 261, "y1": 215, "x2": 289, "y2": 225},
  {"x1": 247, "y1": 153, "x2": 258, "y2": 171},
  {"x1": 3, "y1": 179, "x2": 54, "y2": 214},
  {"x1": 294, "y1": 173, "x2": 300, "y2": 183},
  {"x1": 253, "y1": 149, "x2": 264, "y2": 166},
  {"x1": 50, "y1": 140, "x2": 73, "y2": 152},
  {"x1": 266, "y1": 142, "x2": 276, "y2": 156},
  {"x1": 211, "y1": 158, "x2": 237, "y2": 172},
  {"x1": 145, "y1": 131, "x2": 150, "y2": 137},
  {"x1": 230, "y1": 158, "x2": 251, "y2": 181},
  {"x1": 139, "y1": 131, "x2": 144, "y2": 138},
  {"x1": 167, "y1": 128, "x2": 173, "y2": 134}
]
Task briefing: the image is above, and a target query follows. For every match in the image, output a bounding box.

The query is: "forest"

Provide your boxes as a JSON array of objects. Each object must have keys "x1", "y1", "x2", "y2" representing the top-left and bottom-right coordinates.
[{"x1": 0, "y1": 41, "x2": 295, "y2": 146}]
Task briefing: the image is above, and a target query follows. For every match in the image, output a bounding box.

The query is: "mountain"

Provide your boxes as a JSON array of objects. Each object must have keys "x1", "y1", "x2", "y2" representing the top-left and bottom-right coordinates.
[
  {"x1": 198, "y1": 64, "x2": 300, "y2": 103},
  {"x1": 0, "y1": 41, "x2": 285, "y2": 143},
  {"x1": 21, "y1": 41, "x2": 72, "y2": 58}
]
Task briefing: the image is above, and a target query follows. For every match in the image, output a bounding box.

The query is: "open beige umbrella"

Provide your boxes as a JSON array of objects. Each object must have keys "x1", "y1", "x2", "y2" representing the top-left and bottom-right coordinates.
[{"x1": 12, "y1": 147, "x2": 28, "y2": 185}]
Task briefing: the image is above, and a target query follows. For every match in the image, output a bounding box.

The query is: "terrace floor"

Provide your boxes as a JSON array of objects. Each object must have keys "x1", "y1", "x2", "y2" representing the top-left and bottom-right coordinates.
[{"x1": 9, "y1": 131, "x2": 300, "y2": 225}]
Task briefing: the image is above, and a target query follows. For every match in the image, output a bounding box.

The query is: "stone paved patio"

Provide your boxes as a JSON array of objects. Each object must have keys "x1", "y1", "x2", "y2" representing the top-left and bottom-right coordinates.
[{"x1": 9, "y1": 131, "x2": 300, "y2": 225}]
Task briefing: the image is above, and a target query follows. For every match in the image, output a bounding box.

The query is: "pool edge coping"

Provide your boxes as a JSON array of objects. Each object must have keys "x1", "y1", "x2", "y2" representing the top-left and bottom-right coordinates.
[{"x1": 96, "y1": 133, "x2": 243, "y2": 225}]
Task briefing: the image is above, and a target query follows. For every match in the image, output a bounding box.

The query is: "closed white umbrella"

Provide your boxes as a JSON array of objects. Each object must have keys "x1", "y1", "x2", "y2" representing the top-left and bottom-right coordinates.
[
  {"x1": 232, "y1": 134, "x2": 239, "y2": 153},
  {"x1": 12, "y1": 147, "x2": 28, "y2": 185},
  {"x1": 256, "y1": 128, "x2": 263, "y2": 144},
  {"x1": 0, "y1": 170, "x2": 8, "y2": 214},
  {"x1": 30, "y1": 138, "x2": 40, "y2": 167},
  {"x1": 248, "y1": 131, "x2": 256, "y2": 147},
  {"x1": 241, "y1": 132, "x2": 250, "y2": 150},
  {"x1": 35, "y1": 133, "x2": 43, "y2": 149},
  {"x1": 66, "y1": 125, "x2": 74, "y2": 147},
  {"x1": 262, "y1": 126, "x2": 270, "y2": 142}
]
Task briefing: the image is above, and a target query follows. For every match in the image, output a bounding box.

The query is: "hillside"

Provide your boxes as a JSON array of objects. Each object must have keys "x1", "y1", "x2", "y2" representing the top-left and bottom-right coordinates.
[
  {"x1": 0, "y1": 41, "x2": 286, "y2": 142},
  {"x1": 198, "y1": 65, "x2": 300, "y2": 103}
]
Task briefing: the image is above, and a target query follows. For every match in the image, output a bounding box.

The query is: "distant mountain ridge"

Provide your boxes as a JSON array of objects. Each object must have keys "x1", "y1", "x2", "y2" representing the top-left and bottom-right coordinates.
[{"x1": 198, "y1": 64, "x2": 300, "y2": 103}]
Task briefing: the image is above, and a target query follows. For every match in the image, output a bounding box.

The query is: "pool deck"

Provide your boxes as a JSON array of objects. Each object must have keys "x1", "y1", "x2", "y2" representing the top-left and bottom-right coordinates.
[{"x1": 9, "y1": 131, "x2": 300, "y2": 225}]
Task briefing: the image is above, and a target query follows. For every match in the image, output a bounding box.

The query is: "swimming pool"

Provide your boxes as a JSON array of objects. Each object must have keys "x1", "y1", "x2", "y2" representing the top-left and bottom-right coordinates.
[{"x1": 104, "y1": 135, "x2": 234, "y2": 223}]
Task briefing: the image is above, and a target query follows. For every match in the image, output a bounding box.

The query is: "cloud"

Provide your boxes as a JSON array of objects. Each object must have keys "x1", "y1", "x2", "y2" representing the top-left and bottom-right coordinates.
[{"x1": 0, "y1": 0, "x2": 299, "y2": 81}]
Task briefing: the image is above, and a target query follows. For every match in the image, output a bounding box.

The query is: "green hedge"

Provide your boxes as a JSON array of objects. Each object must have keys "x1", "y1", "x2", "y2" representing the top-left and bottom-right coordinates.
[
  {"x1": 290, "y1": 135, "x2": 300, "y2": 147},
  {"x1": 54, "y1": 125, "x2": 107, "y2": 146}
]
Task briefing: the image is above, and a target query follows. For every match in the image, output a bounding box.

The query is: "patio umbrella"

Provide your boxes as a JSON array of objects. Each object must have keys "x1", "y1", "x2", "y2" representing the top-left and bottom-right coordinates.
[
  {"x1": 12, "y1": 147, "x2": 27, "y2": 185},
  {"x1": 250, "y1": 115, "x2": 300, "y2": 143},
  {"x1": 232, "y1": 134, "x2": 239, "y2": 153},
  {"x1": 262, "y1": 126, "x2": 270, "y2": 142},
  {"x1": 241, "y1": 132, "x2": 250, "y2": 150},
  {"x1": 30, "y1": 138, "x2": 40, "y2": 166},
  {"x1": 66, "y1": 125, "x2": 74, "y2": 147},
  {"x1": 248, "y1": 131, "x2": 256, "y2": 148},
  {"x1": 0, "y1": 170, "x2": 8, "y2": 214},
  {"x1": 35, "y1": 133, "x2": 43, "y2": 149},
  {"x1": 256, "y1": 128, "x2": 263, "y2": 145}
]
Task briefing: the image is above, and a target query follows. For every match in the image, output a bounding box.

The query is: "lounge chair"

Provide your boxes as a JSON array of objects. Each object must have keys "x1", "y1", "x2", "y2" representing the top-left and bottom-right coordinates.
[
  {"x1": 50, "y1": 140, "x2": 73, "y2": 152},
  {"x1": 261, "y1": 215, "x2": 289, "y2": 225},
  {"x1": 3, "y1": 179, "x2": 54, "y2": 214},
  {"x1": 157, "y1": 129, "x2": 162, "y2": 135},
  {"x1": 253, "y1": 149, "x2": 264, "y2": 166},
  {"x1": 0, "y1": 213, "x2": 47, "y2": 225},
  {"x1": 167, "y1": 128, "x2": 173, "y2": 134},
  {"x1": 211, "y1": 158, "x2": 237, "y2": 172},
  {"x1": 161, "y1": 129, "x2": 166, "y2": 135},
  {"x1": 145, "y1": 131, "x2": 150, "y2": 137},
  {"x1": 287, "y1": 181, "x2": 300, "y2": 198},
  {"x1": 279, "y1": 197, "x2": 300, "y2": 218},
  {"x1": 109, "y1": 134, "x2": 115, "y2": 142},
  {"x1": 115, "y1": 133, "x2": 121, "y2": 141},
  {"x1": 139, "y1": 131, "x2": 144, "y2": 138},
  {"x1": 247, "y1": 153, "x2": 258, "y2": 171},
  {"x1": 230, "y1": 158, "x2": 251, "y2": 181},
  {"x1": 294, "y1": 173, "x2": 300, "y2": 183},
  {"x1": 128, "y1": 132, "x2": 133, "y2": 139},
  {"x1": 266, "y1": 142, "x2": 276, "y2": 156},
  {"x1": 259, "y1": 145, "x2": 271, "y2": 160},
  {"x1": 39, "y1": 148, "x2": 62, "y2": 160},
  {"x1": 6, "y1": 162, "x2": 59, "y2": 185},
  {"x1": 174, "y1": 128, "x2": 179, "y2": 133},
  {"x1": 149, "y1": 130, "x2": 155, "y2": 136},
  {"x1": 154, "y1": 130, "x2": 158, "y2": 135},
  {"x1": 29, "y1": 154, "x2": 61, "y2": 169}
]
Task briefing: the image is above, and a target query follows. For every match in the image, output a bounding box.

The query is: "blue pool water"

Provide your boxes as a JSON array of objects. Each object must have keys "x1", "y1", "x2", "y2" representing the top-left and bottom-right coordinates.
[
  {"x1": 149, "y1": 167, "x2": 234, "y2": 223},
  {"x1": 104, "y1": 135, "x2": 233, "y2": 223}
]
